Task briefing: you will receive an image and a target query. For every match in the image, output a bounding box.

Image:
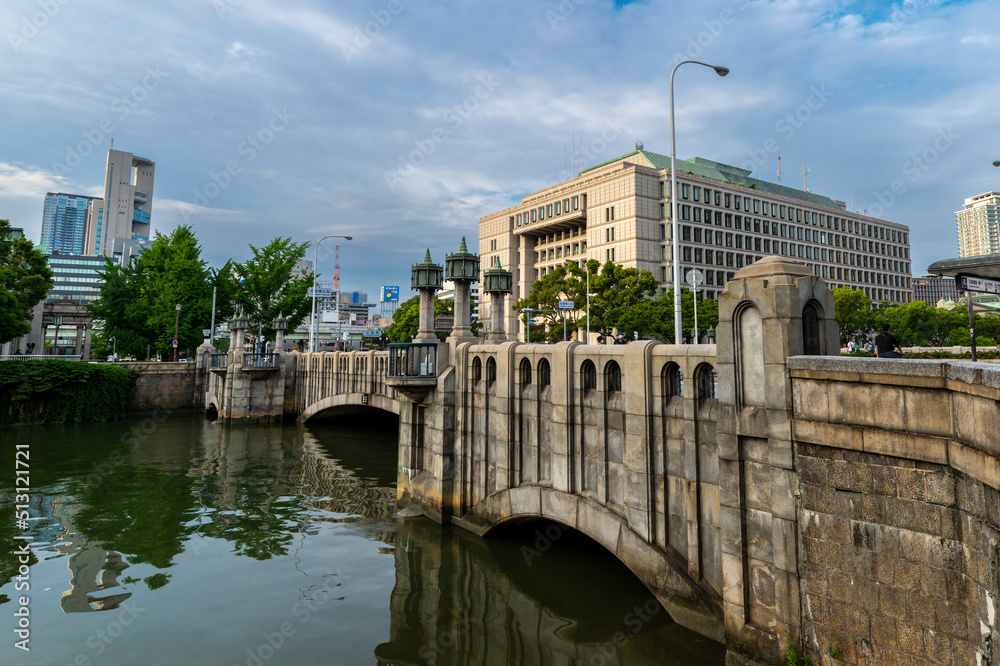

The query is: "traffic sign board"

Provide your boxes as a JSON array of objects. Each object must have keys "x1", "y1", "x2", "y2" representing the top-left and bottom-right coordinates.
[
  {"x1": 202, "y1": 329, "x2": 212, "y2": 337},
  {"x1": 558, "y1": 300, "x2": 574, "y2": 310},
  {"x1": 963, "y1": 276, "x2": 1000, "y2": 294},
  {"x1": 308, "y1": 287, "x2": 332, "y2": 298},
  {"x1": 686, "y1": 269, "x2": 704, "y2": 288},
  {"x1": 172, "y1": 340, "x2": 178, "y2": 347},
  {"x1": 362, "y1": 328, "x2": 383, "y2": 338}
]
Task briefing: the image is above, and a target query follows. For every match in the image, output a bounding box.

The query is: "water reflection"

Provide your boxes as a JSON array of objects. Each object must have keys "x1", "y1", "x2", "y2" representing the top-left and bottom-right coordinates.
[
  {"x1": 0, "y1": 415, "x2": 723, "y2": 665},
  {"x1": 0, "y1": 417, "x2": 398, "y2": 614},
  {"x1": 376, "y1": 519, "x2": 725, "y2": 666}
]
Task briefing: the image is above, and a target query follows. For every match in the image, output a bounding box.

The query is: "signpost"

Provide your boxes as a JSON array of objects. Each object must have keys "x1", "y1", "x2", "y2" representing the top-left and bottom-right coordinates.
[
  {"x1": 362, "y1": 328, "x2": 383, "y2": 338},
  {"x1": 558, "y1": 300, "x2": 574, "y2": 310},
  {"x1": 686, "y1": 269, "x2": 704, "y2": 344},
  {"x1": 960, "y1": 276, "x2": 999, "y2": 362},
  {"x1": 307, "y1": 287, "x2": 332, "y2": 298}
]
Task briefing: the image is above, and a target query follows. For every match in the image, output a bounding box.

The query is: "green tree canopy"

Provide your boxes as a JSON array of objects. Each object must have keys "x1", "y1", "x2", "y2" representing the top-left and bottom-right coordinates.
[
  {"x1": 833, "y1": 287, "x2": 876, "y2": 345},
  {"x1": 232, "y1": 238, "x2": 311, "y2": 338},
  {"x1": 385, "y1": 295, "x2": 454, "y2": 343},
  {"x1": 90, "y1": 225, "x2": 217, "y2": 358},
  {"x1": 0, "y1": 219, "x2": 53, "y2": 344}
]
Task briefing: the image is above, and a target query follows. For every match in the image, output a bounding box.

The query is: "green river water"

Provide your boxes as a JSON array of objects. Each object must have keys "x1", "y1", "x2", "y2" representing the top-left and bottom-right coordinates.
[{"x1": 0, "y1": 413, "x2": 724, "y2": 665}]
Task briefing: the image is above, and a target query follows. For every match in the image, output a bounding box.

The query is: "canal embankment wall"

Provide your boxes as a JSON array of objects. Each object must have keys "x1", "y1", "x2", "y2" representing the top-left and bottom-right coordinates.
[
  {"x1": 118, "y1": 362, "x2": 204, "y2": 412},
  {"x1": 790, "y1": 356, "x2": 1000, "y2": 665}
]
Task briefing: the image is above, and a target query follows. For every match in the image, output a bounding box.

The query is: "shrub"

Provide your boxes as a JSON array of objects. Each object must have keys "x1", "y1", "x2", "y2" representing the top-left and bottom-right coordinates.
[{"x1": 0, "y1": 360, "x2": 136, "y2": 424}]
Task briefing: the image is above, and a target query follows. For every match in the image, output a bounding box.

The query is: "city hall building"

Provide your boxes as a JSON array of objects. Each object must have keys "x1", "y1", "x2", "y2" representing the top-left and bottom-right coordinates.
[{"x1": 479, "y1": 148, "x2": 913, "y2": 339}]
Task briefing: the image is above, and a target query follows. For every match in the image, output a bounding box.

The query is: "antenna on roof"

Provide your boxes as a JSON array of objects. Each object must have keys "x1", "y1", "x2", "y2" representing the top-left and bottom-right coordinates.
[
  {"x1": 803, "y1": 163, "x2": 810, "y2": 191},
  {"x1": 572, "y1": 133, "x2": 576, "y2": 177},
  {"x1": 777, "y1": 155, "x2": 781, "y2": 185},
  {"x1": 564, "y1": 144, "x2": 567, "y2": 181}
]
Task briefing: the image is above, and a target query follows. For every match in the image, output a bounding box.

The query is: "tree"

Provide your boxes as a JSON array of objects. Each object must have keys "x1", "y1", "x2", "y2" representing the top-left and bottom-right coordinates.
[
  {"x1": 613, "y1": 288, "x2": 720, "y2": 343},
  {"x1": 90, "y1": 225, "x2": 216, "y2": 358},
  {"x1": 232, "y1": 238, "x2": 311, "y2": 339},
  {"x1": 0, "y1": 219, "x2": 53, "y2": 344},
  {"x1": 833, "y1": 287, "x2": 876, "y2": 345},
  {"x1": 385, "y1": 295, "x2": 453, "y2": 343}
]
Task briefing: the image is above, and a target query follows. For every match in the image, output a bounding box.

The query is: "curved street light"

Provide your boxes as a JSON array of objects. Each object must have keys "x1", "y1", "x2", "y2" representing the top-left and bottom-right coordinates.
[
  {"x1": 671, "y1": 60, "x2": 729, "y2": 344},
  {"x1": 310, "y1": 235, "x2": 353, "y2": 353}
]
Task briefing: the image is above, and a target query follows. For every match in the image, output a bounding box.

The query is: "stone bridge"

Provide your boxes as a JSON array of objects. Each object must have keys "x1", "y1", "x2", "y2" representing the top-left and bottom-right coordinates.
[{"x1": 202, "y1": 256, "x2": 1000, "y2": 666}]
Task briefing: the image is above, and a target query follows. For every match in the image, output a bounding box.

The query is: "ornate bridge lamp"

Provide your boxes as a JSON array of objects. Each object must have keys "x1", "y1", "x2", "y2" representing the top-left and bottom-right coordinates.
[
  {"x1": 272, "y1": 314, "x2": 288, "y2": 352},
  {"x1": 445, "y1": 237, "x2": 480, "y2": 343},
  {"x1": 412, "y1": 249, "x2": 444, "y2": 342},
  {"x1": 482, "y1": 257, "x2": 513, "y2": 343},
  {"x1": 228, "y1": 310, "x2": 251, "y2": 356}
]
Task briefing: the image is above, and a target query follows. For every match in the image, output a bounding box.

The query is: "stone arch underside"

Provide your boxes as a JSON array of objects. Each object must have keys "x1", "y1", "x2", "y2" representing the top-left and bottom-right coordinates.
[
  {"x1": 300, "y1": 393, "x2": 402, "y2": 421},
  {"x1": 465, "y1": 485, "x2": 724, "y2": 641}
]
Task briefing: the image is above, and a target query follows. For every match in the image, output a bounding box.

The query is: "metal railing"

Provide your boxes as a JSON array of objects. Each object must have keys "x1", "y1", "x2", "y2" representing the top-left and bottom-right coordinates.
[
  {"x1": 388, "y1": 343, "x2": 438, "y2": 378},
  {"x1": 209, "y1": 353, "x2": 229, "y2": 369},
  {"x1": 1, "y1": 354, "x2": 82, "y2": 362},
  {"x1": 242, "y1": 352, "x2": 279, "y2": 369}
]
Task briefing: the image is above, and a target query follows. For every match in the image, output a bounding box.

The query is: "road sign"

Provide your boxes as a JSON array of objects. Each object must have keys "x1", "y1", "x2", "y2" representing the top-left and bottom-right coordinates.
[
  {"x1": 686, "y1": 269, "x2": 704, "y2": 289},
  {"x1": 202, "y1": 329, "x2": 211, "y2": 337},
  {"x1": 362, "y1": 328, "x2": 383, "y2": 338},
  {"x1": 558, "y1": 300, "x2": 575, "y2": 310},
  {"x1": 172, "y1": 340, "x2": 178, "y2": 347},
  {"x1": 382, "y1": 286, "x2": 400, "y2": 302},
  {"x1": 308, "y1": 287, "x2": 332, "y2": 298},
  {"x1": 963, "y1": 276, "x2": 1000, "y2": 294}
]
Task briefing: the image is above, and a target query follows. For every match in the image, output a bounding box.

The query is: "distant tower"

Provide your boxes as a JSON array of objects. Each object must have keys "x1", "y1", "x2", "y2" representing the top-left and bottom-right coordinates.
[
  {"x1": 40, "y1": 192, "x2": 97, "y2": 255},
  {"x1": 84, "y1": 149, "x2": 155, "y2": 257}
]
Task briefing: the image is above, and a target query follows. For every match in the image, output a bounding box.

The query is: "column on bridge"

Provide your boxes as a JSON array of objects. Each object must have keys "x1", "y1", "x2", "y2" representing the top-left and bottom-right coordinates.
[
  {"x1": 445, "y1": 238, "x2": 479, "y2": 344},
  {"x1": 482, "y1": 258, "x2": 513, "y2": 343},
  {"x1": 715, "y1": 256, "x2": 838, "y2": 665},
  {"x1": 412, "y1": 249, "x2": 443, "y2": 343}
]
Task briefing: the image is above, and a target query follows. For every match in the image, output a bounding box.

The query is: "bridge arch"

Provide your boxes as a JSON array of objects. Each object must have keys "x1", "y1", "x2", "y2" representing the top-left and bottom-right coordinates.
[
  {"x1": 465, "y1": 486, "x2": 723, "y2": 640},
  {"x1": 301, "y1": 392, "x2": 402, "y2": 422}
]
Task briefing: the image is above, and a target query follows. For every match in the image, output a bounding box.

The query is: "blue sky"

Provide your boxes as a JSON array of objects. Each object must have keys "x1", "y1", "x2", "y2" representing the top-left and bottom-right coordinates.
[{"x1": 1, "y1": 0, "x2": 998, "y2": 300}]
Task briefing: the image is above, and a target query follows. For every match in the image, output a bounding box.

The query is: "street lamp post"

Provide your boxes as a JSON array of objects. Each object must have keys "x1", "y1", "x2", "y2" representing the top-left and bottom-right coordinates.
[
  {"x1": 174, "y1": 304, "x2": 181, "y2": 362},
  {"x1": 109, "y1": 336, "x2": 116, "y2": 362},
  {"x1": 309, "y1": 235, "x2": 353, "y2": 353},
  {"x1": 671, "y1": 60, "x2": 729, "y2": 344}
]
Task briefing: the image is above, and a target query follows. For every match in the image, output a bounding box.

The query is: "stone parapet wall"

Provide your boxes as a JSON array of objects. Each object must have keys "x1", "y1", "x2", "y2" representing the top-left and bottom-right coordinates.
[
  {"x1": 119, "y1": 362, "x2": 202, "y2": 412},
  {"x1": 790, "y1": 356, "x2": 1000, "y2": 665}
]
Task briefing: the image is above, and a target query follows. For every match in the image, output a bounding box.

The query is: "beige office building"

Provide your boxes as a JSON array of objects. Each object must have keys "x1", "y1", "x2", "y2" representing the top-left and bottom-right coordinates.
[
  {"x1": 84, "y1": 149, "x2": 155, "y2": 257},
  {"x1": 479, "y1": 148, "x2": 913, "y2": 339},
  {"x1": 957, "y1": 191, "x2": 1000, "y2": 258}
]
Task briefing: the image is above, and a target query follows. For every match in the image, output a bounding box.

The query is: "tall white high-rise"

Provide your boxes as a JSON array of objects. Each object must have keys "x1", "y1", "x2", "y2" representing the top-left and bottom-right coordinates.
[
  {"x1": 84, "y1": 149, "x2": 155, "y2": 257},
  {"x1": 956, "y1": 191, "x2": 1000, "y2": 257}
]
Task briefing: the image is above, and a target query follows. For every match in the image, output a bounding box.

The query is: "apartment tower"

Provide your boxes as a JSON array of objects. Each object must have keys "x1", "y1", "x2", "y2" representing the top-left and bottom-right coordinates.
[{"x1": 957, "y1": 191, "x2": 1000, "y2": 257}]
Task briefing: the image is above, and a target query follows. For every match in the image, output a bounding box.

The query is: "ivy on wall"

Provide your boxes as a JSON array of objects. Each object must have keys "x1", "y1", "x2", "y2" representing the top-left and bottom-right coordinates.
[{"x1": 0, "y1": 361, "x2": 137, "y2": 425}]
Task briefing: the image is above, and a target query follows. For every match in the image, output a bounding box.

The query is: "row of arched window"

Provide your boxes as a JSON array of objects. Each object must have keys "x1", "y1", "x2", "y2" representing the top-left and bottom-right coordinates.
[{"x1": 469, "y1": 356, "x2": 717, "y2": 399}]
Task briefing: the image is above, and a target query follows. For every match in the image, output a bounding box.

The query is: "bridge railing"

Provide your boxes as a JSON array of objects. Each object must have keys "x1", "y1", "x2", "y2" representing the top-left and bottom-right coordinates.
[
  {"x1": 209, "y1": 353, "x2": 229, "y2": 369},
  {"x1": 388, "y1": 343, "x2": 437, "y2": 378},
  {"x1": 1, "y1": 354, "x2": 83, "y2": 362},
  {"x1": 242, "y1": 352, "x2": 279, "y2": 369}
]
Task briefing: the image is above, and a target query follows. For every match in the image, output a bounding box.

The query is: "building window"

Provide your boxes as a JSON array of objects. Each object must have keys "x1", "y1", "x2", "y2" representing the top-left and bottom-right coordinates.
[
  {"x1": 695, "y1": 248, "x2": 703, "y2": 263},
  {"x1": 693, "y1": 186, "x2": 700, "y2": 202},
  {"x1": 555, "y1": 201, "x2": 561, "y2": 215},
  {"x1": 694, "y1": 228, "x2": 702, "y2": 243},
  {"x1": 660, "y1": 203, "x2": 666, "y2": 219},
  {"x1": 572, "y1": 196, "x2": 579, "y2": 210},
  {"x1": 682, "y1": 184, "x2": 690, "y2": 199}
]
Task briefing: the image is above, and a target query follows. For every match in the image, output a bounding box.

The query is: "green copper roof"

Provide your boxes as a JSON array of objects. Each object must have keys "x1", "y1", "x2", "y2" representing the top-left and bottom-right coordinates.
[{"x1": 581, "y1": 149, "x2": 843, "y2": 211}]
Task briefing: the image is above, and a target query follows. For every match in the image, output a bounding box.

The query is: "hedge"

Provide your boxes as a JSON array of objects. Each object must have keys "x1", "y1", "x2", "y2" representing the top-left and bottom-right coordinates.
[{"x1": 0, "y1": 360, "x2": 137, "y2": 425}]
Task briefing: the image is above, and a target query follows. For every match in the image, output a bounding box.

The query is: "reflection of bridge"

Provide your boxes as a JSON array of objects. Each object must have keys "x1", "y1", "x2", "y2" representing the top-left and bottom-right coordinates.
[{"x1": 203, "y1": 257, "x2": 1000, "y2": 666}]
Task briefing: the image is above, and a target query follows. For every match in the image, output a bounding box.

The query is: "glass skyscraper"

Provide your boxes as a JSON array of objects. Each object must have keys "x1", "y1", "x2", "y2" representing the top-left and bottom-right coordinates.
[{"x1": 40, "y1": 192, "x2": 96, "y2": 255}]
